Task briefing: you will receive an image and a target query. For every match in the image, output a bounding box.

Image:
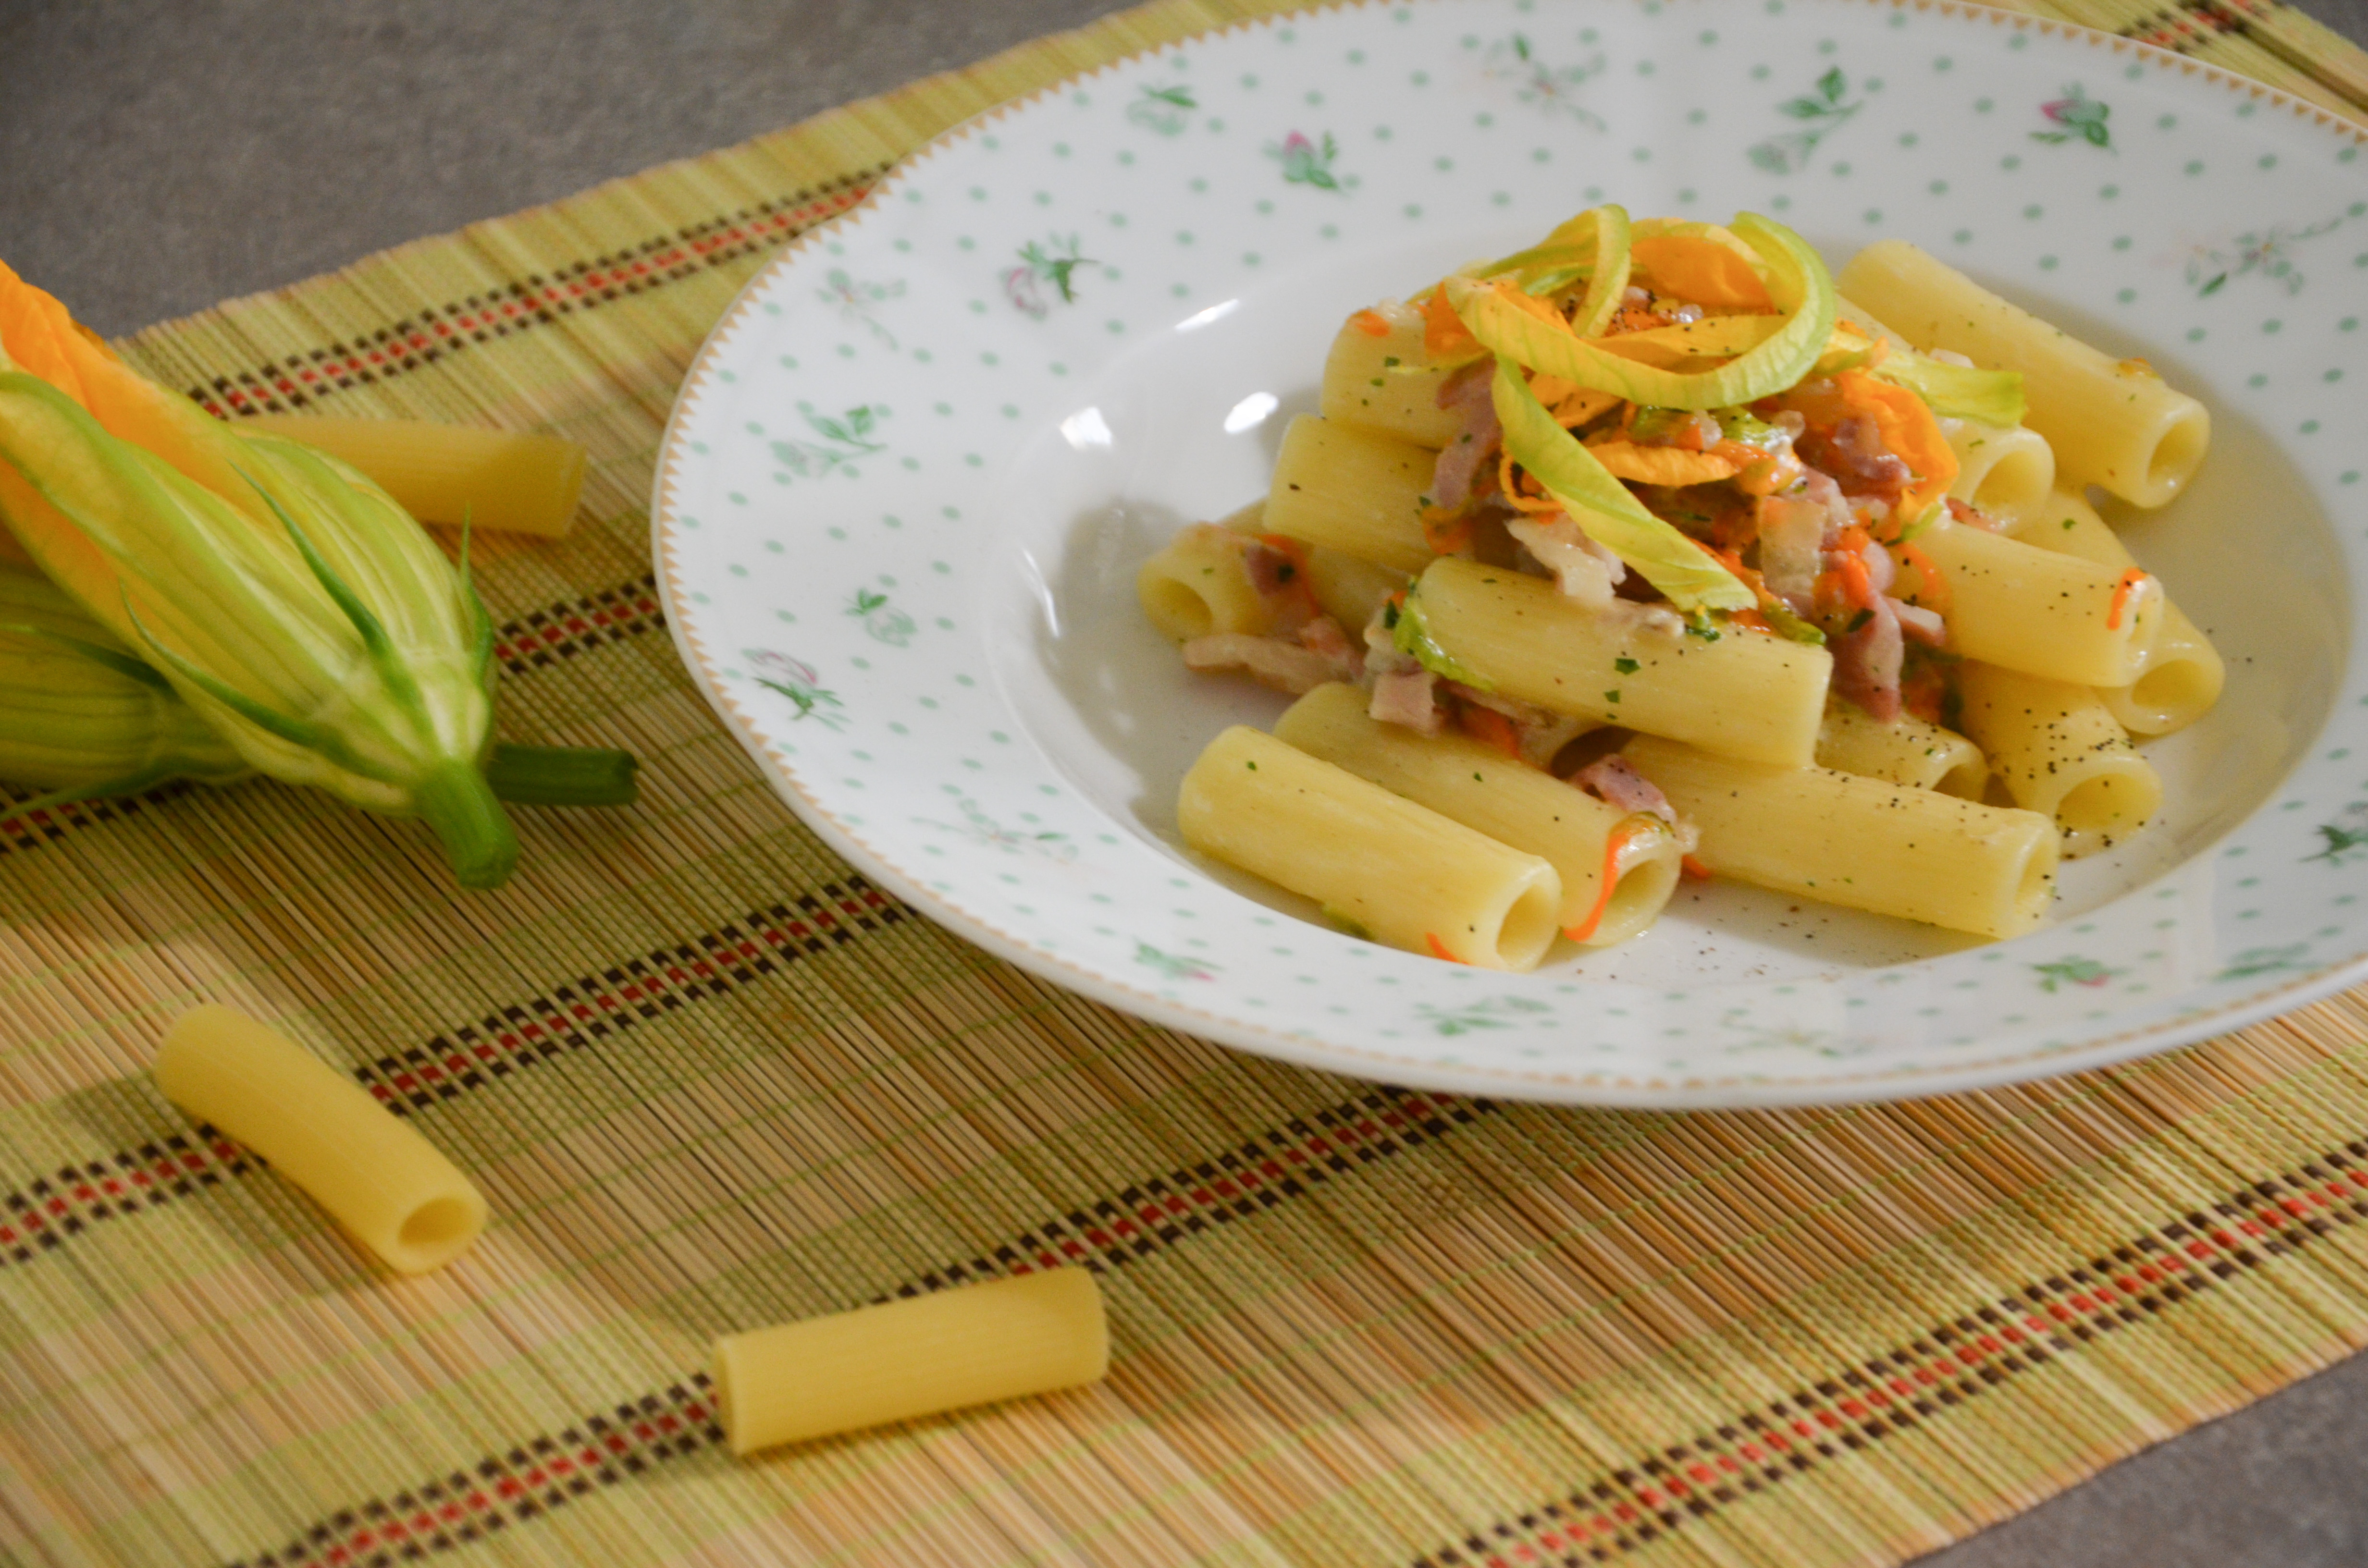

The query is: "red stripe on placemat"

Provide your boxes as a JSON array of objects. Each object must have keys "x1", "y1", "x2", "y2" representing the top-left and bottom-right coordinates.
[
  {"x1": 1408, "y1": 1149, "x2": 2368, "y2": 1567},
  {"x1": 2123, "y1": 0, "x2": 2257, "y2": 53},
  {"x1": 489, "y1": 572, "x2": 663, "y2": 675},
  {"x1": 208, "y1": 1124, "x2": 2368, "y2": 1568},
  {"x1": 0, "y1": 878, "x2": 902, "y2": 1268},
  {"x1": 190, "y1": 171, "x2": 884, "y2": 418},
  {"x1": 219, "y1": 1084, "x2": 1482, "y2": 1568},
  {"x1": 356, "y1": 881, "x2": 901, "y2": 1113},
  {"x1": 0, "y1": 570, "x2": 666, "y2": 856}
]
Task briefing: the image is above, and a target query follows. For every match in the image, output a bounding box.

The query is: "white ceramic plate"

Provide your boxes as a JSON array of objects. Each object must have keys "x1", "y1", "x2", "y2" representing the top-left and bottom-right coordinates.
[{"x1": 654, "y1": 0, "x2": 2368, "y2": 1108}]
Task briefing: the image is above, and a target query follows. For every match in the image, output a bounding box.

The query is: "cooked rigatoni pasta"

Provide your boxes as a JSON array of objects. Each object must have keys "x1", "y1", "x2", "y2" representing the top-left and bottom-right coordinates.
[
  {"x1": 1263, "y1": 416, "x2": 1438, "y2": 575},
  {"x1": 1835, "y1": 294, "x2": 2060, "y2": 524},
  {"x1": 1412, "y1": 558, "x2": 1831, "y2": 766},
  {"x1": 1137, "y1": 522, "x2": 1277, "y2": 641},
  {"x1": 1911, "y1": 517, "x2": 2162, "y2": 687},
  {"x1": 1320, "y1": 298, "x2": 1465, "y2": 447},
  {"x1": 1179, "y1": 726, "x2": 1564, "y2": 968},
  {"x1": 1624, "y1": 735, "x2": 2059, "y2": 938},
  {"x1": 1943, "y1": 420, "x2": 2056, "y2": 527},
  {"x1": 1814, "y1": 698, "x2": 1987, "y2": 798},
  {"x1": 1304, "y1": 544, "x2": 1407, "y2": 636},
  {"x1": 1210, "y1": 499, "x2": 1408, "y2": 639},
  {"x1": 1275, "y1": 682, "x2": 1682, "y2": 945},
  {"x1": 2003, "y1": 490, "x2": 2225, "y2": 736},
  {"x1": 1955, "y1": 662, "x2": 2163, "y2": 858},
  {"x1": 1140, "y1": 207, "x2": 2222, "y2": 960},
  {"x1": 1838, "y1": 240, "x2": 2210, "y2": 507}
]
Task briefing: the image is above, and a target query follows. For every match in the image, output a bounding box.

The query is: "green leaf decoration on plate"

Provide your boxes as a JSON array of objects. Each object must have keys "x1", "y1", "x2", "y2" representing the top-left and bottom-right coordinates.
[
  {"x1": 1269, "y1": 131, "x2": 1345, "y2": 191},
  {"x1": 1750, "y1": 66, "x2": 1862, "y2": 173},
  {"x1": 2032, "y1": 84, "x2": 2112, "y2": 149}
]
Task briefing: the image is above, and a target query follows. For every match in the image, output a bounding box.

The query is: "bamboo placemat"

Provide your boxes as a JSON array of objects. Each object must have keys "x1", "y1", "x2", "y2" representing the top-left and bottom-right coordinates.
[{"x1": 6, "y1": 0, "x2": 2368, "y2": 1563}]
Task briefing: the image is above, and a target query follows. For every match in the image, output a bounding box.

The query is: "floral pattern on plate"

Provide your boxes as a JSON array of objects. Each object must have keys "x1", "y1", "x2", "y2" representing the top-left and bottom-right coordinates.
[{"x1": 655, "y1": 0, "x2": 2368, "y2": 1107}]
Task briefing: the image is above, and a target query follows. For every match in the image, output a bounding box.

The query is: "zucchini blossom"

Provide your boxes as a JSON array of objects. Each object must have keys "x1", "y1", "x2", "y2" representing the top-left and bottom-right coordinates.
[
  {"x1": 0, "y1": 568, "x2": 249, "y2": 803},
  {"x1": 0, "y1": 568, "x2": 635, "y2": 814},
  {"x1": 0, "y1": 264, "x2": 518, "y2": 887}
]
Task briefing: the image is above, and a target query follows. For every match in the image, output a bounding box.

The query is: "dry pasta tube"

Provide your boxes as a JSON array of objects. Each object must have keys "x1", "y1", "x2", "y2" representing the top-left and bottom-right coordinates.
[
  {"x1": 1414, "y1": 558, "x2": 1831, "y2": 767},
  {"x1": 153, "y1": 1005, "x2": 487, "y2": 1274},
  {"x1": 1944, "y1": 420, "x2": 2056, "y2": 527},
  {"x1": 714, "y1": 1268, "x2": 1108, "y2": 1456},
  {"x1": 1912, "y1": 517, "x2": 2161, "y2": 687},
  {"x1": 1955, "y1": 662, "x2": 2163, "y2": 859},
  {"x1": 1178, "y1": 726, "x2": 1563, "y2": 968},
  {"x1": 1320, "y1": 297, "x2": 1463, "y2": 448},
  {"x1": 1137, "y1": 523, "x2": 1273, "y2": 641},
  {"x1": 1815, "y1": 698, "x2": 1987, "y2": 798},
  {"x1": 1263, "y1": 415, "x2": 1438, "y2": 576},
  {"x1": 1274, "y1": 682, "x2": 1681, "y2": 945},
  {"x1": 2003, "y1": 490, "x2": 2225, "y2": 736},
  {"x1": 242, "y1": 414, "x2": 587, "y2": 538},
  {"x1": 1624, "y1": 735, "x2": 2059, "y2": 938},
  {"x1": 1838, "y1": 242, "x2": 2209, "y2": 507}
]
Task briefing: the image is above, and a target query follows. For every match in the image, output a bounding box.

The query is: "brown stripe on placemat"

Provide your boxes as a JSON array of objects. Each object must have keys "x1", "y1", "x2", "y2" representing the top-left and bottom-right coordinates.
[
  {"x1": 210, "y1": 1122, "x2": 2368, "y2": 1568},
  {"x1": 0, "y1": 779, "x2": 195, "y2": 855},
  {"x1": 1409, "y1": 1147, "x2": 2368, "y2": 1567},
  {"x1": 490, "y1": 572, "x2": 664, "y2": 675},
  {"x1": 2186, "y1": 0, "x2": 2368, "y2": 109},
  {"x1": 218, "y1": 1084, "x2": 1484, "y2": 1568},
  {"x1": 355, "y1": 880, "x2": 903, "y2": 1113},
  {"x1": 0, "y1": 572, "x2": 667, "y2": 855},
  {"x1": 2120, "y1": 0, "x2": 2257, "y2": 53},
  {"x1": 192, "y1": 172, "x2": 886, "y2": 419},
  {"x1": 0, "y1": 879, "x2": 901, "y2": 1267}
]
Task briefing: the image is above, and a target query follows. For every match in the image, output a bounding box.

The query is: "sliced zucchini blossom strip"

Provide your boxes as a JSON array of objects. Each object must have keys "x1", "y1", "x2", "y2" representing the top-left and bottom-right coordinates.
[
  {"x1": 1387, "y1": 588, "x2": 1492, "y2": 689},
  {"x1": 1491, "y1": 357, "x2": 1754, "y2": 613},
  {"x1": 1448, "y1": 212, "x2": 1837, "y2": 411},
  {"x1": 1592, "y1": 315, "x2": 1788, "y2": 368},
  {"x1": 1568, "y1": 205, "x2": 1633, "y2": 338},
  {"x1": 0, "y1": 370, "x2": 519, "y2": 888},
  {"x1": 1868, "y1": 353, "x2": 2028, "y2": 426},
  {"x1": 1474, "y1": 205, "x2": 1615, "y2": 295}
]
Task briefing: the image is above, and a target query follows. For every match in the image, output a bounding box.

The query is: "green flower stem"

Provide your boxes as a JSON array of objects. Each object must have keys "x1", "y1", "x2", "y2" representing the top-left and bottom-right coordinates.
[
  {"x1": 411, "y1": 760, "x2": 519, "y2": 890},
  {"x1": 483, "y1": 744, "x2": 640, "y2": 808}
]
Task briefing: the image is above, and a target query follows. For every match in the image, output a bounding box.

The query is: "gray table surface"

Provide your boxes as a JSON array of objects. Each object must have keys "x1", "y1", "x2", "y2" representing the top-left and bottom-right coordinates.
[{"x1": 5, "y1": 2, "x2": 2367, "y2": 1564}]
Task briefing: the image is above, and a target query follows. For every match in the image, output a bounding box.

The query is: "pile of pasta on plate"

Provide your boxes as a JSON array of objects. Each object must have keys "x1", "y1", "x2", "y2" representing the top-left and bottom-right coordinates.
[{"x1": 1138, "y1": 207, "x2": 2221, "y2": 971}]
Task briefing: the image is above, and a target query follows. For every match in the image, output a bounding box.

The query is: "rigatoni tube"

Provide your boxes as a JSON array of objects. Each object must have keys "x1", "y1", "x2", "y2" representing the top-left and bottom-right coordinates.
[
  {"x1": 1413, "y1": 557, "x2": 1831, "y2": 767},
  {"x1": 152, "y1": 1005, "x2": 487, "y2": 1274},
  {"x1": 1178, "y1": 725, "x2": 1563, "y2": 969},
  {"x1": 1623, "y1": 734, "x2": 2059, "y2": 938},
  {"x1": 1955, "y1": 662, "x2": 2162, "y2": 858},
  {"x1": 1838, "y1": 241, "x2": 2209, "y2": 507},
  {"x1": 714, "y1": 1268, "x2": 1108, "y2": 1456},
  {"x1": 1262, "y1": 415, "x2": 1438, "y2": 575},
  {"x1": 1319, "y1": 298, "x2": 1462, "y2": 448},
  {"x1": 239, "y1": 415, "x2": 587, "y2": 539},
  {"x1": 1137, "y1": 522, "x2": 1275, "y2": 641},
  {"x1": 1912, "y1": 517, "x2": 2160, "y2": 688},
  {"x1": 1274, "y1": 682, "x2": 1680, "y2": 946},
  {"x1": 1943, "y1": 420, "x2": 2055, "y2": 527},
  {"x1": 2003, "y1": 490, "x2": 2224, "y2": 736},
  {"x1": 1814, "y1": 698, "x2": 1987, "y2": 799}
]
